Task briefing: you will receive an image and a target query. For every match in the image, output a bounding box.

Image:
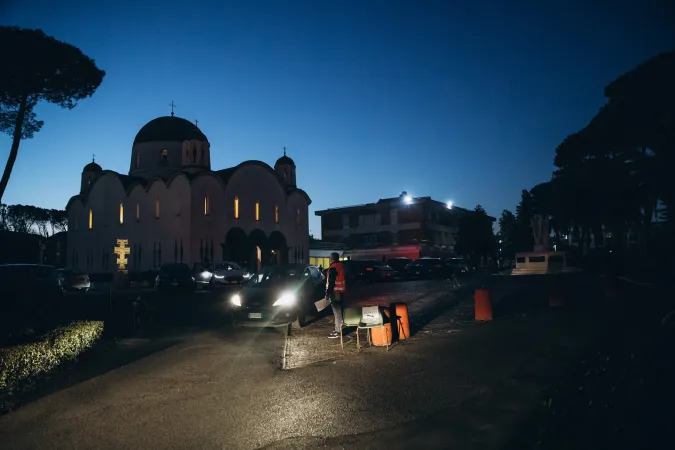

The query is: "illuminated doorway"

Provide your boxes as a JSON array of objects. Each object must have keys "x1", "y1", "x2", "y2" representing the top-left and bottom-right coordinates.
[{"x1": 256, "y1": 246, "x2": 262, "y2": 271}]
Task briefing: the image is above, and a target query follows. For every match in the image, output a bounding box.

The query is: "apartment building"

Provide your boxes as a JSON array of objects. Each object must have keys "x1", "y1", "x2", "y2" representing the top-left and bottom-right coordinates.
[{"x1": 314, "y1": 192, "x2": 477, "y2": 260}]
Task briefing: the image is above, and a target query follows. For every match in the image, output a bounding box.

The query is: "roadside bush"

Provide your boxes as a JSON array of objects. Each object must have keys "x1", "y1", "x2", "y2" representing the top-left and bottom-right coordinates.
[{"x1": 0, "y1": 321, "x2": 104, "y2": 394}]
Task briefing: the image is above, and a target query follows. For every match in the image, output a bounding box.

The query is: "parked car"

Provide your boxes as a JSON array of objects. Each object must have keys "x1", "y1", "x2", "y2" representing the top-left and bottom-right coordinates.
[
  {"x1": 230, "y1": 264, "x2": 326, "y2": 328},
  {"x1": 406, "y1": 258, "x2": 448, "y2": 279},
  {"x1": 212, "y1": 261, "x2": 252, "y2": 285},
  {"x1": 444, "y1": 258, "x2": 471, "y2": 277},
  {"x1": 192, "y1": 262, "x2": 216, "y2": 290},
  {"x1": 56, "y1": 268, "x2": 91, "y2": 292},
  {"x1": 155, "y1": 263, "x2": 196, "y2": 292},
  {"x1": 385, "y1": 257, "x2": 413, "y2": 278}
]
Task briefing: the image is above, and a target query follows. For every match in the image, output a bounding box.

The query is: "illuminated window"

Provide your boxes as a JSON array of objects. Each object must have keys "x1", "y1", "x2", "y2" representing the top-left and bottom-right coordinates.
[
  {"x1": 296, "y1": 208, "x2": 300, "y2": 225},
  {"x1": 155, "y1": 198, "x2": 160, "y2": 219},
  {"x1": 274, "y1": 204, "x2": 279, "y2": 223},
  {"x1": 255, "y1": 201, "x2": 260, "y2": 221},
  {"x1": 88, "y1": 209, "x2": 93, "y2": 229},
  {"x1": 119, "y1": 203, "x2": 124, "y2": 225},
  {"x1": 234, "y1": 196, "x2": 239, "y2": 219},
  {"x1": 136, "y1": 204, "x2": 140, "y2": 220},
  {"x1": 204, "y1": 196, "x2": 209, "y2": 215}
]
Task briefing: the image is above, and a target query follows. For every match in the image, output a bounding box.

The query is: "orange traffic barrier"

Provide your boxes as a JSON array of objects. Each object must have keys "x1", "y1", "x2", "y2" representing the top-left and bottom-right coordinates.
[
  {"x1": 474, "y1": 288, "x2": 493, "y2": 321},
  {"x1": 549, "y1": 279, "x2": 565, "y2": 307},
  {"x1": 371, "y1": 308, "x2": 393, "y2": 346},
  {"x1": 390, "y1": 302, "x2": 411, "y2": 341}
]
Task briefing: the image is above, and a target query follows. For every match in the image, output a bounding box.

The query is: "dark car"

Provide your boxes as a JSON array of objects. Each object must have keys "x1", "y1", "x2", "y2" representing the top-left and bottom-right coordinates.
[
  {"x1": 444, "y1": 258, "x2": 471, "y2": 277},
  {"x1": 1, "y1": 264, "x2": 65, "y2": 340},
  {"x1": 56, "y1": 269, "x2": 91, "y2": 292},
  {"x1": 155, "y1": 263, "x2": 196, "y2": 292},
  {"x1": 385, "y1": 257, "x2": 413, "y2": 278},
  {"x1": 231, "y1": 264, "x2": 326, "y2": 328},
  {"x1": 406, "y1": 258, "x2": 448, "y2": 279}
]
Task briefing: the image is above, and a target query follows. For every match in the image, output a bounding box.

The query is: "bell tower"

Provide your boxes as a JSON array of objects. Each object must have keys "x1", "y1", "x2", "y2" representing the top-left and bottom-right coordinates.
[
  {"x1": 274, "y1": 147, "x2": 296, "y2": 189},
  {"x1": 81, "y1": 156, "x2": 102, "y2": 194}
]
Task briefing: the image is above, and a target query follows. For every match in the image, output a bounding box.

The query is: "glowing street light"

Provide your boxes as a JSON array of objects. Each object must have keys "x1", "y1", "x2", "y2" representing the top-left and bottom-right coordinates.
[
  {"x1": 403, "y1": 195, "x2": 413, "y2": 204},
  {"x1": 446, "y1": 201, "x2": 453, "y2": 209}
]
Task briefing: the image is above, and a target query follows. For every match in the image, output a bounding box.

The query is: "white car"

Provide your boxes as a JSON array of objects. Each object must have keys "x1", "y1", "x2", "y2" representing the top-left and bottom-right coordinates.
[{"x1": 212, "y1": 262, "x2": 252, "y2": 285}]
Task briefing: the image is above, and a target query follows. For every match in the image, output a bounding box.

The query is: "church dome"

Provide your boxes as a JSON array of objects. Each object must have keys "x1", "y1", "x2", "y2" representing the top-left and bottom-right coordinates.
[
  {"x1": 83, "y1": 161, "x2": 102, "y2": 172},
  {"x1": 133, "y1": 116, "x2": 208, "y2": 144},
  {"x1": 275, "y1": 155, "x2": 295, "y2": 167}
]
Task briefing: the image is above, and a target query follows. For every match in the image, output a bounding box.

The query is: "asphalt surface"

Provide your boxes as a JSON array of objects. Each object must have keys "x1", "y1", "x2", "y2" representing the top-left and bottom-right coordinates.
[{"x1": 0, "y1": 277, "x2": 597, "y2": 450}]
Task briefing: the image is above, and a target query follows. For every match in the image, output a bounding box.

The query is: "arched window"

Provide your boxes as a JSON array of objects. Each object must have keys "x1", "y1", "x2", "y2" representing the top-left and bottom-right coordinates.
[
  {"x1": 88, "y1": 209, "x2": 93, "y2": 229},
  {"x1": 234, "y1": 196, "x2": 239, "y2": 219},
  {"x1": 119, "y1": 203, "x2": 124, "y2": 225},
  {"x1": 296, "y1": 208, "x2": 300, "y2": 225},
  {"x1": 274, "y1": 204, "x2": 279, "y2": 223},
  {"x1": 155, "y1": 198, "x2": 160, "y2": 219},
  {"x1": 135, "y1": 152, "x2": 141, "y2": 168},
  {"x1": 136, "y1": 203, "x2": 140, "y2": 220},
  {"x1": 255, "y1": 201, "x2": 260, "y2": 221},
  {"x1": 160, "y1": 149, "x2": 168, "y2": 165},
  {"x1": 204, "y1": 196, "x2": 210, "y2": 215}
]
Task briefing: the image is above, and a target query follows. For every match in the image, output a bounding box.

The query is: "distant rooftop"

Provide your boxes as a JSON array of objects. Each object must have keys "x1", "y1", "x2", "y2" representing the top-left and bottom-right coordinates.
[{"x1": 315, "y1": 193, "x2": 469, "y2": 216}]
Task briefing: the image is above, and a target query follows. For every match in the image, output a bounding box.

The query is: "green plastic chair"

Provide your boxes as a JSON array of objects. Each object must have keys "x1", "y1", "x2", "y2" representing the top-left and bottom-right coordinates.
[
  {"x1": 341, "y1": 306, "x2": 362, "y2": 348},
  {"x1": 341, "y1": 306, "x2": 389, "y2": 351}
]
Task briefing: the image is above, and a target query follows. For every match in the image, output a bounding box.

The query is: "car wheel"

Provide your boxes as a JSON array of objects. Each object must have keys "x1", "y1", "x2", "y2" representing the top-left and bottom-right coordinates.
[{"x1": 292, "y1": 300, "x2": 307, "y2": 329}]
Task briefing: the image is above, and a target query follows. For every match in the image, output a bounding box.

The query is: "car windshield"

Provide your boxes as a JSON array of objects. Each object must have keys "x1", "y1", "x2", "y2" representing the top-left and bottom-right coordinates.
[{"x1": 250, "y1": 265, "x2": 304, "y2": 286}]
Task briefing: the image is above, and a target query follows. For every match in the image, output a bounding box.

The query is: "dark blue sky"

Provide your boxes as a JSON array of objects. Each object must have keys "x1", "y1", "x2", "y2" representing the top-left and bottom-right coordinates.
[{"x1": 1, "y1": 0, "x2": 672, "y2": 236}]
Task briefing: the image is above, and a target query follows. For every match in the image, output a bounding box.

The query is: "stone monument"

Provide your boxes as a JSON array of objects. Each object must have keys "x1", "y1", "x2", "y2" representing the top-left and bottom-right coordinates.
[{"x1": 511, "y1": 215, "x2": 575, "y2": 275}]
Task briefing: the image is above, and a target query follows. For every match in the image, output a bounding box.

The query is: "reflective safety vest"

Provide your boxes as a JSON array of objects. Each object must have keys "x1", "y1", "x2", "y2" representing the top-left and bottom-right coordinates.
[{"x1": 328, "y1": 261, "x2": 346, "y2": 292}]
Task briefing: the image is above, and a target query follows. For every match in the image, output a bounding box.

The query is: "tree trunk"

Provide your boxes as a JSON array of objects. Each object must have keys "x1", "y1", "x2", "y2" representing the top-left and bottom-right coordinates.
[{"x1": 0, "y1": 94, "x2": 28, "y2": 203}]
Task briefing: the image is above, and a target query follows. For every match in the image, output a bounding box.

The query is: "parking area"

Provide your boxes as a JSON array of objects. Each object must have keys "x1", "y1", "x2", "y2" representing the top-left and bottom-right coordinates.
[{"x1": 284, "y1": 277, "x2": 476, "y2": 369}]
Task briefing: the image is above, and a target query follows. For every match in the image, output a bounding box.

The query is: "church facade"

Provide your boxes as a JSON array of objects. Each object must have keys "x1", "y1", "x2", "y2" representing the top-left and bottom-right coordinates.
[{"x1": 65, "y1": 114, "x2": 311, "y2": 274}]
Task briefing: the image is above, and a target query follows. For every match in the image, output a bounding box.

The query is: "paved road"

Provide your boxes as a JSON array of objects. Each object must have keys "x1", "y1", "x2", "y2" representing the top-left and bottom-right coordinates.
[{"x1": 0, "y1": 277, "x2": 593, "y2": 450}]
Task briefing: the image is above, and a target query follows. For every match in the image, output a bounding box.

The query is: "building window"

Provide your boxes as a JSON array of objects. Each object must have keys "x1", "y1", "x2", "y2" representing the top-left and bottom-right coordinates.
[
  {"x1": 155, "y1": 198, "x2": 160, "y2": 219},
  {"x1": 88, "y1": 209, "x2": 93, "y2": 229},
  {"x1": 119, "y1": 203, "x2": 124, "y2": 225},
  {"x1": 234, "y1": 196, "x2": 239, "y2": 219},
  {"x1": 136, "y1": 203, "x2": 140, "y2": 220},
  {"x1": 296, "y1": 208, "x2": 300, "y2": 225},
  {"x1": 204, "y1": 196, "x2": 209, "y2": 215},
  {"x1": 255, "y1": 201, "x2": 260, "y2": 221},
  {"x1": 275, "y1": 204, "x2": 279, "y2": 223},
  {"x1": 136, "y1": 152, "x2": 140, "y2": 168},
  {"x1": 160, "y1": 149, "x2": 168, "y2": 165}
]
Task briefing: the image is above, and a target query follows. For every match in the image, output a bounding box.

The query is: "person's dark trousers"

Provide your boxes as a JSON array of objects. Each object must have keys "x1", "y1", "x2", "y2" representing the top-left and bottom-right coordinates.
[{"x1": 331, "y1": 292, "x2": 344, "y2": 332}]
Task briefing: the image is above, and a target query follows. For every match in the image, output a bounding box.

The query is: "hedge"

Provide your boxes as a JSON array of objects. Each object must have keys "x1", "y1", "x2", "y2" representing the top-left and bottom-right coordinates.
[{"x1": 0, "y1": 321, "x2": 104, "y2": 393}]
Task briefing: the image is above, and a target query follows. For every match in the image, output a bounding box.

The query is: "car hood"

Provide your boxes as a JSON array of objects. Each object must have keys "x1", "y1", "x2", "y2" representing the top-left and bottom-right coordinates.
[{"x1": 239, "y1": 282, "x2": 302, "y2": 306}]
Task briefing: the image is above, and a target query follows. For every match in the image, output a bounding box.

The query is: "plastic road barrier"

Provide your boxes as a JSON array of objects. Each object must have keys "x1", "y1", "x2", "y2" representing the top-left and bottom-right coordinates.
[
  {"x1": 474, "y1": 288, "x2": 493, "y2": 321},
  {"x1": 371, "y1": 308, "x2": 393, "y2": 347},
  {"x1": 390, "y1": 302, "x2": 411, "y2": 341}
]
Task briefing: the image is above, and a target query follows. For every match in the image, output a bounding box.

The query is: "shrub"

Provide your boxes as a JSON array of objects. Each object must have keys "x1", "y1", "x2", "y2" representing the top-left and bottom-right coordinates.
[{"x1": 0, "y1": 321, "x2": 104, "y2": 394}]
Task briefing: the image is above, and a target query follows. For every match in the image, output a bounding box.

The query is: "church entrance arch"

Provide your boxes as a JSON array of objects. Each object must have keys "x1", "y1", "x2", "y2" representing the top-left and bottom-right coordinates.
[
  {"x1": 224, "y1": 228, "x2": 248, "y2": 265},
  {"x1": 248, "y1": 229, "x2": 268, "y2": 273},
  {"x1": 268, "y1": 231, "x2": 288, "y2": 265}
]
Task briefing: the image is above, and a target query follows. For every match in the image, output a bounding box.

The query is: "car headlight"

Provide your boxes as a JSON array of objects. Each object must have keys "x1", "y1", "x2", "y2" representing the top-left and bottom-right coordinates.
[
  {"x1": 231, "y1": 294, "x2": 242, "y2": 306},
  {"x1": 214, "y1": 274, "x2": 224, "y2": 279},
  {"x1": 273, "y1": 292, "x2": 296, "y2": 306},
  {"x1": 243, "y1": 273, "x2": 252, "y2": 279}
]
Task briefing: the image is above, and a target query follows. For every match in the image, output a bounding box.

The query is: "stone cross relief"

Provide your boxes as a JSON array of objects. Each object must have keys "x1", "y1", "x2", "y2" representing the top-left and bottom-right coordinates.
[{"x1": 530, "y1": 215, "x2": 550, "y2": 251}]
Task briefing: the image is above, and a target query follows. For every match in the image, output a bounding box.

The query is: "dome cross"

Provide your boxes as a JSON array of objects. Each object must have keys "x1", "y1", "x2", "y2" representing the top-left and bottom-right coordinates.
[{"x1": 169, "y1": 101, "x2": 177, "y2": 117}]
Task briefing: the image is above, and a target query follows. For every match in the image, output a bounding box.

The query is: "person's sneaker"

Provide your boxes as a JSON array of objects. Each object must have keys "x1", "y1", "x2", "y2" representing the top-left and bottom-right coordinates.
[{"x1": 328, "y1": 331, "x2": 340, "y2": 339}]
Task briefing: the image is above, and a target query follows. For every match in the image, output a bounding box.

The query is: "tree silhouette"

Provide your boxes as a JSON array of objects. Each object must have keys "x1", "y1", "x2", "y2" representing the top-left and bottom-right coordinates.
[{"x1": 0, "y1": 26, "x2": 106, "y2": 202}]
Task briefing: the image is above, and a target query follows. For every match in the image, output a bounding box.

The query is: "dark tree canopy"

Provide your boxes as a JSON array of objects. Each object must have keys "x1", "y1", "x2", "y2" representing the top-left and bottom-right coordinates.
[{"x1": 0, "y1": 26, "x2": 105, "y2": 202}]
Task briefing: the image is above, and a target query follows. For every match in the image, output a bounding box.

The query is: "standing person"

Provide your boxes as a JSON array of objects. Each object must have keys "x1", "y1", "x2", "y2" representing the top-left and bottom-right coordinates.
[{"x1": 325, "y1": 252, "x2": 346, "y2": 339}]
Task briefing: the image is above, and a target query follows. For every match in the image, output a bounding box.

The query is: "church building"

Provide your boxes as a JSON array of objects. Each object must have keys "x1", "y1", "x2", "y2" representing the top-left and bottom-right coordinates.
[{"x1": 65, "y1": 113, "x2": 311, "y2": 274}]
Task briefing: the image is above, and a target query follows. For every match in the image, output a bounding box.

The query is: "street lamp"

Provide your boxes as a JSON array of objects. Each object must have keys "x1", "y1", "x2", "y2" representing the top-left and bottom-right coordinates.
[
  {"x1": 403, "y1": 195, "x2": 412, "y2": 204},
  {"x1": 446, "y1": 201, "x2": 453, "y2": 209}
]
